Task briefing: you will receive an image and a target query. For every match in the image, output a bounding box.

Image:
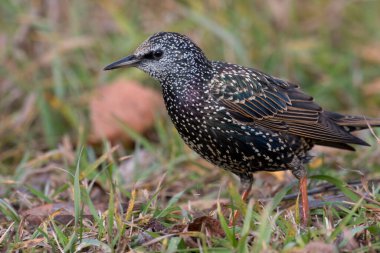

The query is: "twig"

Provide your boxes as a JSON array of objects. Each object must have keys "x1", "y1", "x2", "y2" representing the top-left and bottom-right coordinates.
[{"x1": 281, "y1": 179, "x2": 380, "y2": 201}]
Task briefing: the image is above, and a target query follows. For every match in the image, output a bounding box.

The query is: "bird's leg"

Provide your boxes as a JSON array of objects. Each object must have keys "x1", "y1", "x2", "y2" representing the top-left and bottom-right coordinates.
[
  {"x1": 291, "y1": 160, "x2": 309, "y2": 226},
  {"x1": 229, "y1": 176, "x2": 253, "y2": 226},
  {"x1": 299, "y1": 176, "x2": 309, "y2": 225}
]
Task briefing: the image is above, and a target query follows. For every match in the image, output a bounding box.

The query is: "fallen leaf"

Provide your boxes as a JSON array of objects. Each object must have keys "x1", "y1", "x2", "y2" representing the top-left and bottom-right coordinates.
[
  {"x1": 13, "y1": 238, "x2": 45, "y2": 250},
  {"x1": 187, "y1": 216, "x2": 225, "y2": 237},
  {"x1": 143, "y1": 218, "x2": 166, "y2": 232},
  {"x1": 22, "y1": 202, "x2": 97, "y2": 226},
  {"x1": 89, "y1": 79, "x2": 164, "y2": 144}
]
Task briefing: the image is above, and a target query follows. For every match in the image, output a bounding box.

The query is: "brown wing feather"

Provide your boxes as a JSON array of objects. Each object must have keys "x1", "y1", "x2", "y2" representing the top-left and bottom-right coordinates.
[{"x1": 211, "y1": 64, "x2": 368, "y2": 146}]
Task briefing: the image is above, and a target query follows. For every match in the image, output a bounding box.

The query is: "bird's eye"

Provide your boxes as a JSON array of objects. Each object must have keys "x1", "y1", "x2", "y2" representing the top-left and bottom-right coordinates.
[
  {"x1": 153, "y1": 50, "x2": 163, "y2": 59},
  {"x1": 143, "y1": 50, "x2": 163, "y2": 60}
]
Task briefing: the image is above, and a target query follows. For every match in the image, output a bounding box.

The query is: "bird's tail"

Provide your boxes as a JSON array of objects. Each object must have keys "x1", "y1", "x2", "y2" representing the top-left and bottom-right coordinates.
[
  {"x1": 325, "y1": 111, "x2": 380, "y2": 132},
  {"x1": 312, "y1": 111, "x2": 380, "y2": 151}
]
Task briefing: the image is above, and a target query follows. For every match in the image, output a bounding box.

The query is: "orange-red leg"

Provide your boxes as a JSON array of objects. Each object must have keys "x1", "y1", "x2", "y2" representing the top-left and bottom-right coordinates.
[
  {"x1": 299, "y1": 176, "x2": 310, "y2": 226},
  {"x1": 229, "y1": 182, "x2": 252, "y2": 226}
]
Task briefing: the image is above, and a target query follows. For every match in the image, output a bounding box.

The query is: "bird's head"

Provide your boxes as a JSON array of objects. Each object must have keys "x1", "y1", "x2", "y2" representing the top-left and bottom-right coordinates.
[{"x1": 104, "y1": 32, "x2": 211, "y2": 82}]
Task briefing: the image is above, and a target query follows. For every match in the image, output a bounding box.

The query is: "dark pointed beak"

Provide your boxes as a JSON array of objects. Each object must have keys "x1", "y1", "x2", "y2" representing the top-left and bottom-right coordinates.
[{"x1": 103, "y1": 55, "x2": 140, "y2": 71}]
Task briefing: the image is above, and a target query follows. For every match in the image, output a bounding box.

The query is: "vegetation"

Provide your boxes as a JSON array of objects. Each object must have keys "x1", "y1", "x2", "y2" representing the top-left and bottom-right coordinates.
[{"x1": 1, "y1": 1, "x2": 380, "y2": 252}]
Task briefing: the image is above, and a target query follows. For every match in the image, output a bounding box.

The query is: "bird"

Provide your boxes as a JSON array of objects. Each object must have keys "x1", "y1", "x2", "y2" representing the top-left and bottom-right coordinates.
[{"x1": 104, "y1": 32, "x2": 380, "y2": 225}]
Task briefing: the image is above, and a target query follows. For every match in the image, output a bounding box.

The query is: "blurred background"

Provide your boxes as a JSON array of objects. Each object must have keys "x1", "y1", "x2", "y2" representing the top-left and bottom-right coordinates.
[{"x1": 1, "y1": 0, "x2": 380, "y2": 194}]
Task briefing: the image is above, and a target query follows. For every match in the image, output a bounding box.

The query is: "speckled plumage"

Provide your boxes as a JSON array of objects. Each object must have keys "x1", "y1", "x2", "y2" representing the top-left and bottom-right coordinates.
[{"x1": 105, "y1": 32, "x2": 380, "y2": 187}]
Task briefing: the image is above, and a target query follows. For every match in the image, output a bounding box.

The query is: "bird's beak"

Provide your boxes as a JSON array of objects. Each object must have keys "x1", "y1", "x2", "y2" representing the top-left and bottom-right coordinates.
[{"x1": 103, "y1": 54, "x2": 140, "y2": 71}]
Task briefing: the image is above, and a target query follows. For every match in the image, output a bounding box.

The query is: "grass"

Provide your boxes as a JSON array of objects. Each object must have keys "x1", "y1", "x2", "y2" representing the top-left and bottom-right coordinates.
[{"x1": 1, "y1": 0, "x2": 380, "y2": 252}]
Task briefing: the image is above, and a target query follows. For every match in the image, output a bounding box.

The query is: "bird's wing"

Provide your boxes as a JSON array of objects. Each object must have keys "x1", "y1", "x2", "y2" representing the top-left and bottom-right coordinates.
[{"x1": 210, "y1": 63, "x2": 365, "y2": 145}]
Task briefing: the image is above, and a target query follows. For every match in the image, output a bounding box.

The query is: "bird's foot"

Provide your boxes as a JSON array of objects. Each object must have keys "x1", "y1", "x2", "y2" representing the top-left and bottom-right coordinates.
[{"x1": 229, "y1": 180, "x2": 252, "y2": 226}]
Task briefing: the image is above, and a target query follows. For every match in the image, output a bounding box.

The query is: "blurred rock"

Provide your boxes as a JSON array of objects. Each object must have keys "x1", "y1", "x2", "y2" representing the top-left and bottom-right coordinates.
[{"x1": 89, "y1": 79, "x2": 164, "y2": 144}]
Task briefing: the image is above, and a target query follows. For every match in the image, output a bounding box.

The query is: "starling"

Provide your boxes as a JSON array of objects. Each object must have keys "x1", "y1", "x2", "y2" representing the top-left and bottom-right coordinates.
[{"x1": 104, "y1": 32, "x2": 380, "y2": 225}]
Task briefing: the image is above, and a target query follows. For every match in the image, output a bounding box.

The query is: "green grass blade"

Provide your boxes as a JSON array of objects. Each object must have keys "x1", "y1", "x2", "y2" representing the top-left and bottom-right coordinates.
[
  {"x1": 251, "y1": 184, "x2": 291, "y2": 253},
  {"x1": 74, "y1": 147, "x2": 83, "y2": 230},
  {"x1": 156, "y1": 190, "x2": 185, "y2": 219},
  {"x1": 328, "y1": 198, "x2": 364, "y2": 242},
  {"x1": 0, "y1": 199, "x2": 20, "y2": 222},
  {"x1": 26, "y1": 186, "x2": 52, "y2": 203},
  {"x1": 217, "y1": 202, "x2": 236, "y2": 248},
  {"x1": 237, "y1": 199, "x2": 254, "y2": 253},
  {"x1": 107, "y1": 184, "x2": 115, "y2": 245}
]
